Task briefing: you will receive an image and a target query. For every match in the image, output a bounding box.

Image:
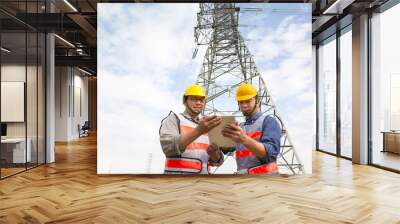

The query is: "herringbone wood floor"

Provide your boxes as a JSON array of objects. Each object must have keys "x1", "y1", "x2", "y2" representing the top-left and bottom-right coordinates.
[{"x1": 1, "y1": 134, "x2": 400, "y2": 223}]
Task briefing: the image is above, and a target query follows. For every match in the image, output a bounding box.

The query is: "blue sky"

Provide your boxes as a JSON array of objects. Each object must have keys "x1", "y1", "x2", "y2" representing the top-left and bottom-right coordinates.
[{"x1": 97, "y1": 3, "x2": 313, "y2": 174}]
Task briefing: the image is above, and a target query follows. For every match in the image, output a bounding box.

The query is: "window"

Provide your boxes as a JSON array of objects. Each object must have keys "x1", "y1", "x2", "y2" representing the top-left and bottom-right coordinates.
[
  {"x1": 371, "y1": 3, "x2": 400, "y2": 171},
  {"x1": 317, "y1": 35, "x2": 337, "y2": 154},
  {"x1": 339, "y1": 27, "x2": 352, "y2": 158}
]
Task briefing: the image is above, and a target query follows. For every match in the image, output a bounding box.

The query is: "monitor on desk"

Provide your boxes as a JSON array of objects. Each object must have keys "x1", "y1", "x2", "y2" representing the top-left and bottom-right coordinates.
[{"x1": 1, "y1": 123, "x2": 7, "y2": 138}]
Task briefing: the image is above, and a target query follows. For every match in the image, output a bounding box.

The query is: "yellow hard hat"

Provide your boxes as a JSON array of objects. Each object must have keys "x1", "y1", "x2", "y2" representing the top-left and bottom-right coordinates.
[
  {"x1": 236, "y1": 83, "x2": 257, "y2": 101},
  {"x1": 184, "y1": 84, "x2": 206, "y2": 97}
]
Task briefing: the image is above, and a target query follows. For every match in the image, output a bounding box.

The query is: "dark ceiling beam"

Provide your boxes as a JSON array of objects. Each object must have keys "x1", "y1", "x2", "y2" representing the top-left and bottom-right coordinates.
[
  {"x1": 99, "y1": 0, "x2": 310, "y2": 2},
  {"x1": 0, "y1": 18, "x2": 27, "y2": 31},
  {"x1": 55, "y1": 55, "x2": 96, "y2": 71},
  {"x1": 312, "y1": 14, "x2": 352, "y2": 44},
  {"x1": 86, "y1": 0, "x2": 97, "y2": 11},
  {"x1": 0, "y1": 8, "x2": 38, "y2": 31},
  {"x1": 67, "y1": 13, "x2": 97, "y2": 46},
  {"x1": 311, "y1": 0, "x2": 384, "y2": 43},
  {"x1": 11, "y1": 13, "x2": 83, "y2": 32},
  {"x1": 67, "y1": 14, "x2": 96, "y2": 36},
  {"x1": 10, "y1": 12, "x2": 97, "y2": 47},
  {"x1": 55, "y1": 47, "x2": 97, "y2": 57}
]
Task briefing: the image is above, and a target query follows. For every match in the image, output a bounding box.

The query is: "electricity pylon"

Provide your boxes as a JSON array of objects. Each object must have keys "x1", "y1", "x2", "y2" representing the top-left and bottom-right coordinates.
[{"x1": 193, "y1": 3, "x2": 303, "y2": 175}]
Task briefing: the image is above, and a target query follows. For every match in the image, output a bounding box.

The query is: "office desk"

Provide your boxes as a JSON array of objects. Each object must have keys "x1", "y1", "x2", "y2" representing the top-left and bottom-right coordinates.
[
  {"x1": 382, "y1": 131, "x2": 400, "y2": 154},
  {"x1": 1, "y1": 138, "x2": 32, "y2": 163}
]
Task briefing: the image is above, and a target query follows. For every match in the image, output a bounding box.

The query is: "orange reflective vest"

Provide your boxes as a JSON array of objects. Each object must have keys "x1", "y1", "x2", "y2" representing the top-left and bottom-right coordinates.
[
  {"x1": 235, "y1": 114, "x2": 279, "y2": 175},
  {"x1": 164, "y1": 112, "x2": 210, "y2": 174}
]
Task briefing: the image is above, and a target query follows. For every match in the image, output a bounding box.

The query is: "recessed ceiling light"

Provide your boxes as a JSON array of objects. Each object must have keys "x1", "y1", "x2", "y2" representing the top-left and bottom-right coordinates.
[
  {"x1": 322, "y1": 0, "x2": 354, "y2": 15},
  {"x1": 63, "y1": 0, "x2": 78, "y2": 12},
  {"x1": 54, "y1": 34, "x2": 75, "y2": 48},
  {"x1": 78, "y1": 67, "x2": 93, "y2": 76},
  {"x1": 1, "y1": 47, "x2": 11, "y2": 53}
]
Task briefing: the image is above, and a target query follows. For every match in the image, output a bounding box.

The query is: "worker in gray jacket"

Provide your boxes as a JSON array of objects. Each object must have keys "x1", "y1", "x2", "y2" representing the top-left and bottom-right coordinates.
[{"x1": 159, "y1": 84, "x2": 224, "y2": 174}]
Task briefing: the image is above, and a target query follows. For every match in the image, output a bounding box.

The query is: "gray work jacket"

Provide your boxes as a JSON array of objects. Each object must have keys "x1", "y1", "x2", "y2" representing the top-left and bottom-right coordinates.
[{"x1": 159, "y1": 111, "x2": 224, "y2": 167}]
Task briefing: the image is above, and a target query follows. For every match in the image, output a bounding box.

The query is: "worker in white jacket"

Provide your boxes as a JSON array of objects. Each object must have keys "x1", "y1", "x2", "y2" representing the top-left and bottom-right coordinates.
[{"x1": 159, "y1": 84, "x2": 224, "y2": 174}]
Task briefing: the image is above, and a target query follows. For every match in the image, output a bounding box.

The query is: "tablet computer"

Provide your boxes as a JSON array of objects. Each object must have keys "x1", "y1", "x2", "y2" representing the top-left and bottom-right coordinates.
[{"x1": 208, "y1": 116, "x2": 237, "y2": 148}]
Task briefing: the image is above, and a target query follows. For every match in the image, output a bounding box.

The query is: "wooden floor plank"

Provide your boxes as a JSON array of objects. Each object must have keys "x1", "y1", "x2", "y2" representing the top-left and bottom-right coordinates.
[{"x1": 0, "y1": 134, "x2": 399, "y2": 223}]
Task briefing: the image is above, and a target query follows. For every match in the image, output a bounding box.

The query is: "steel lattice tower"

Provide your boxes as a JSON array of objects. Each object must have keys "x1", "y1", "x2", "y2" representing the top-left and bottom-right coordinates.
[{"x1": 193, "y1": 3, "x2": 303, "y2": 175}]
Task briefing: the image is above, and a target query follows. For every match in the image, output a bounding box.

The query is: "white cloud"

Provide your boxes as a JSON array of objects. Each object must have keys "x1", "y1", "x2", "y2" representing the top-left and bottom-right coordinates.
[
  {"x1": 98, "y1": 4, "x2": 199, "y2": 79},
  {"x1": 98, "y1": 4, "x2": 200, "y2": 174},
  {"x1": 244, "y1": 11, "x2": 313, "y2": 173}
]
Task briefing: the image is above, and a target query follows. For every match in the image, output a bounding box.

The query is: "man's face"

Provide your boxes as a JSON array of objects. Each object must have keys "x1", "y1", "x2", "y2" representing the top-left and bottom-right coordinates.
[
  {"x1": 186, "y1": 95, "x2": 205, "y2": 114},
  {"x1": 238, "y1": 97, "x2": 257, "y2": 116}
]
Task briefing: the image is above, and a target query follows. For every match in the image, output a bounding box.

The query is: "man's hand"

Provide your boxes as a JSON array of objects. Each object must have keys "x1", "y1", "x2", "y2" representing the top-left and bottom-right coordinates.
[
  {"x1": 222, "y1": 123, "x2": 248, "y2": 144},
  {"x1": 196, "y1": 115, "x2": 222, "y2": 135},
  {"x1": 207, "y1": 143, "x2": 221, "y2": 163},
  {"x1": 222, "y1": 123, "x2": 267, "y2": 160}
]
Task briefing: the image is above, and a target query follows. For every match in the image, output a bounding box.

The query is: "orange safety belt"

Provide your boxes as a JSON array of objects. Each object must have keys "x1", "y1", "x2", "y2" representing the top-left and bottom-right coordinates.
[
  {"x1": 165, "y1": 159, "x2": 202, "y2": 171},
  {"x1": 247, "y1": 163, "x2": 278, "y2": 174}
]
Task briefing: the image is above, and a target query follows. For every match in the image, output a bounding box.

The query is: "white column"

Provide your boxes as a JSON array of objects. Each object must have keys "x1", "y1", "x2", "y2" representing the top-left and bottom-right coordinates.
[
  {"x1": 352, "y1": 14, "x2": 369, "y2": 164},
  {"x1": 46, "y1": 1, "x2": 55, "y2": 163}
]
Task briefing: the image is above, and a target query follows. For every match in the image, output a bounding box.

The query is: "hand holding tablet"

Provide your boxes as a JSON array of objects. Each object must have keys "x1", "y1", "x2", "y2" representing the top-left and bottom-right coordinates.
[{"x1": 208, "y1": 116, "x2": 237, "y2": 148}]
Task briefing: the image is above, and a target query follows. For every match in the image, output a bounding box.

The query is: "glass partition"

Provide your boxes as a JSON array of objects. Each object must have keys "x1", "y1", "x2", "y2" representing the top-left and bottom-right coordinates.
[
  {"x1": 339, "y1": 27, "x2": 352, "y2": 158},
  {"x1": 0, "y1": 1, "x2": 46, "y2": 179},
  {"x1": 317, "y1": 35, "x2": 337, "y2": 154}
]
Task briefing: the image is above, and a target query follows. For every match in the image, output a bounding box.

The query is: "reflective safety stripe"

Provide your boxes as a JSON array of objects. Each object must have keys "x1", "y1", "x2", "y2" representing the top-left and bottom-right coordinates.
[
  {"x1": 167, "y1": 112, "x2": 210, "y2": 174},
  {"x1": 247, "y1": 131, "x2": 262, "y2": 139},
  {"x1": 180, "y1": 125, "x2": 208, "y2": 136},
  {"x1": 235, "y1": 131, "x2": 262, "y2": 159},
  {"x1": 235, "y1": 149, "x2": 255, "y2": 158},
  {"x1": 186, "y1": 142, "x2": 209, "y2": 150},
  {"x1": 247, "y1": 163, "x2": 278, "y2": 174},
  {"x1": 165, "y1": 158, "x2": 202, "y2": 173}
]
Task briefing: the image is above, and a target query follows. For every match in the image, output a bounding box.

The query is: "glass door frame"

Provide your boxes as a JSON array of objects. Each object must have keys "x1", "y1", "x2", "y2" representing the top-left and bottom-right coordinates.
[
  {"x1": 316, "y1": 24, "x2": 353, "y2": 161},
  {"x1": 0, "y1": 1, "x2": 48, "y2": 180}
]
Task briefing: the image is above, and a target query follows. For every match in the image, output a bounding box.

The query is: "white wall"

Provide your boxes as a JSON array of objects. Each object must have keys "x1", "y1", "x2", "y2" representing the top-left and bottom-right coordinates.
[
  {"x1": 55, "y1": 67, "x2": 69, "y2": 141},
  {"x1": 1, "y1": 65, "x2": 41, "y2": 138},
  {"x1": 55, "y1": 67, "x2": 89, "y2": 141}
]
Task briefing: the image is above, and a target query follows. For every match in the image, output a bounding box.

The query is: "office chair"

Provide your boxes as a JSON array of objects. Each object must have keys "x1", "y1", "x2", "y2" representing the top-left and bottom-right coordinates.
[{"x1": 79, "y1": 121, "x2": 90, "y2": 138}]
